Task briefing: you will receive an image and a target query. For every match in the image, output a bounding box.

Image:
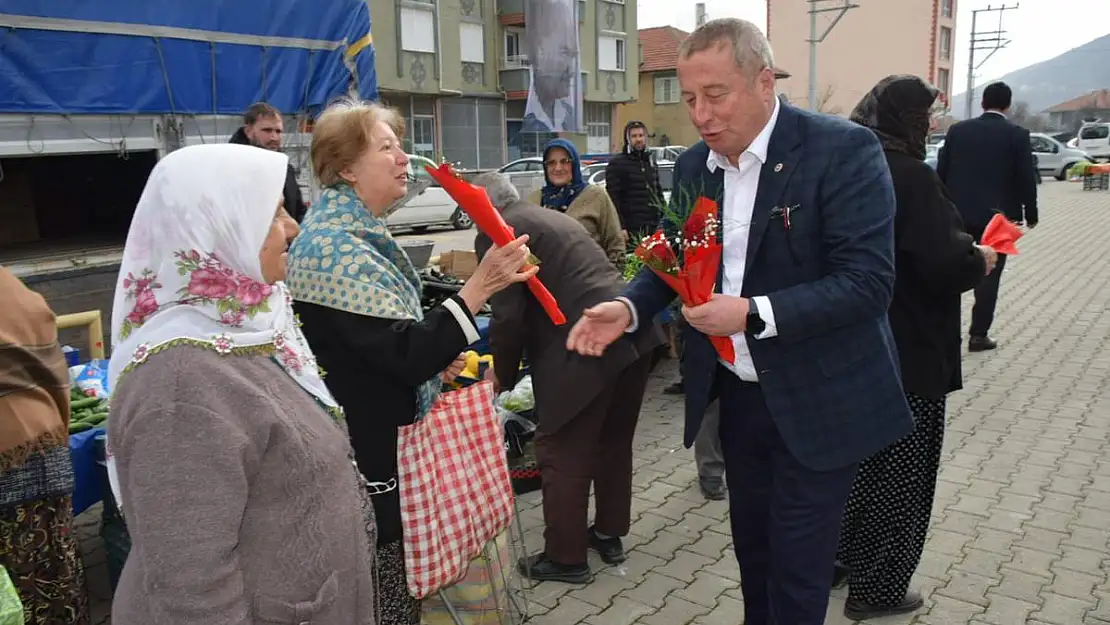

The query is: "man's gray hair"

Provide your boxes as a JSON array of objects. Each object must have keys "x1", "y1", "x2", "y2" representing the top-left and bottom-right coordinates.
[
  {"x1": 470, "y1": 172, "x2": 521, "y2": 210},
  {"x1": 678, "y1": 18, "x2": 775, "y2": 79}
]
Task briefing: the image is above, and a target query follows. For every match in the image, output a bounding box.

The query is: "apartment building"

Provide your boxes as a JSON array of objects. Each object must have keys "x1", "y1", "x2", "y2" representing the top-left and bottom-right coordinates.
[
  {"x1": 767, "y1": 0, "x2": 957, "y2": 115},
  {"x1": 368, "y1": 0, "x2": 639, "y2": 168}
]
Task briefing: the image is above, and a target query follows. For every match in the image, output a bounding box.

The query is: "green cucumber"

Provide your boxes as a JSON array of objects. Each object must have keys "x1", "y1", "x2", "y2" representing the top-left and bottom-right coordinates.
[
  {"x1": 69, "y1": 421, "x2": 94, "y2": 433},
  {"x1": 70, "y1": 397, "x2": 102, "y2": 410}
]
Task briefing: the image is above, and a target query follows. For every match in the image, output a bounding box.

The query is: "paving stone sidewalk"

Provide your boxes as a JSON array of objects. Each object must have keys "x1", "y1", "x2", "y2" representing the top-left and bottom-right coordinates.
[{"x1": 76, "y1": 181, "x2": 1110, "y2": 624}]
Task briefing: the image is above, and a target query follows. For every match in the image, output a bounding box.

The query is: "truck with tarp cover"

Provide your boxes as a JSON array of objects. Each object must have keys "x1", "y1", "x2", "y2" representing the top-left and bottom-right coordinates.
[{"x1": 0, "y1": 1, "x2": 377, "y2": 352}]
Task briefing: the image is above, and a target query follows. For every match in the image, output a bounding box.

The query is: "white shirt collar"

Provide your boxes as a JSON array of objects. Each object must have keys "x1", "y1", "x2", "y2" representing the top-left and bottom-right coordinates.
[
  {"x1": 984, "y1": 110, "x2": 1007, "y2": 118},
  {"x1": 707, "y1": 95, "x2": 782, "y2": 172}
]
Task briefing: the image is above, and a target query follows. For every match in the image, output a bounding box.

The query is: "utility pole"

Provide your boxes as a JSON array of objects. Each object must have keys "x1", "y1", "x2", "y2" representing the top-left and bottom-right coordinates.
[
  {"x1": 807, "y1": 0, "x2": 859, "y2": 111},
  {"x1": 695, "y1": 3, "x2": 707, "y2": 27},
  {"x1": 964, "y1": 4, "x2": 1019, "y2": 119}
]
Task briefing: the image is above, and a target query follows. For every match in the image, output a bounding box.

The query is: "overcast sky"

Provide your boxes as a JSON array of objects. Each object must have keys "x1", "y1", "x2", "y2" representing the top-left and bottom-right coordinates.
[{"x1": 637, "y1": 0, "x2": 1110, "y2": 95}]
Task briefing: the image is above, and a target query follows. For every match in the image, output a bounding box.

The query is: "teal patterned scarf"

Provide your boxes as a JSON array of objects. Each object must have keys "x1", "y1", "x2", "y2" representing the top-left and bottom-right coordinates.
[{"x1": 285, "y1": 183, "x2": 440, "y2": 420}]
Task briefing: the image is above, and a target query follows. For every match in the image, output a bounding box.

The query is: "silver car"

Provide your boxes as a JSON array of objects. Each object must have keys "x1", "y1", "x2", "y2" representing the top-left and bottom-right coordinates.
[{"x1": 1029, "y1": 132, "x2": 1092, "y2": 180}]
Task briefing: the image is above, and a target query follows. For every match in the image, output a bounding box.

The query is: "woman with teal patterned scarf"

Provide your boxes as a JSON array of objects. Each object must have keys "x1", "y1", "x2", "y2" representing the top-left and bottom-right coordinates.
[{"x1": 286, "y1": 99, "x2": 536, "y2": 625}]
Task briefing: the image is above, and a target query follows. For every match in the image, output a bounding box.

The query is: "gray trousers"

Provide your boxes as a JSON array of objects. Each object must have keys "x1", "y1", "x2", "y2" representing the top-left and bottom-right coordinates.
[{"x1": 695, "y1": 400, "x2": 725, "y2": 483}]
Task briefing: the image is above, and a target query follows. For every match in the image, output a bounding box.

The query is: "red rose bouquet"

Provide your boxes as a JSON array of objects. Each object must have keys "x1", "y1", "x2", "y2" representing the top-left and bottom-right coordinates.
[
  {"x1": 635, "y1": 196, "x2": 736, "y2": 363},
  {"x1": 423, "y1": 163, "x2": 567, "y2": 325}
]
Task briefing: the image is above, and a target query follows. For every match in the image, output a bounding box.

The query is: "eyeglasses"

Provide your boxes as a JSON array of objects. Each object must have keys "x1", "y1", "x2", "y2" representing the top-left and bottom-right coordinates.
[{"x1": 545, "y1": 158, "x2": 573, "y2": 168}]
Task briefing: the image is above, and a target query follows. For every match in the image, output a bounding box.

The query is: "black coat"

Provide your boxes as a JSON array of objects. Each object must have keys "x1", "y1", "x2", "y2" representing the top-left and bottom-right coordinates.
[
  {"x1": 937, "y1": 113, "x2": 1039, "y2": 236},
  {"x1": 229, "y1": 128, "x2": 308, "y2": 223},
  {"x1": 887, "y1": 150, "x2": 986, "y2": 400},
  {"x1": 604, "y1": 150, "x2": 663, "y2": 235}
]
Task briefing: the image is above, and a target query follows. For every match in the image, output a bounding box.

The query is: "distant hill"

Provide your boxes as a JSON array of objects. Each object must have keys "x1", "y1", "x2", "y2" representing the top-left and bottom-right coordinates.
[{"x1": 949, "y1": 34, "x2": 1110, "y2": 118}]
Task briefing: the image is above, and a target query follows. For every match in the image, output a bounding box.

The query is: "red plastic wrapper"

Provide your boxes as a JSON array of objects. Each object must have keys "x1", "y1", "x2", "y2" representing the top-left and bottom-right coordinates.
[
  {"x1": 635, "y1": 197, "x2": 736, "y2": 364},
  {"x1": 423, "y1": 163, "x2": 567, "y2": 325},
  {"x1": 980, "y1": 213, "x2": 1022, "y2": 255}
]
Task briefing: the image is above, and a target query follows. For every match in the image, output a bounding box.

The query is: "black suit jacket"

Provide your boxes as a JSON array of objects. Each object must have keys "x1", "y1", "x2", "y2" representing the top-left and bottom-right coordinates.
[
  {"x1": 475, "y1": 201, "x2": 664, "y2": 434},
  {"x1": 937, "y1": 112, "x2": 1038, "y2": 236},
  {"x1": 886, "y1": 151, "x2": 985, "y2": 400},
  {"x1": 625, "y1": 105, "x2": 912, "y2": 472}
]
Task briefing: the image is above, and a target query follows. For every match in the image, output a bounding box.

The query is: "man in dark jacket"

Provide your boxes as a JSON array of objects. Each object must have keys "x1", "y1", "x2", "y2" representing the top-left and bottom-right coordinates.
[
  {"x1": 605, "y1": 121, "x2": 664, "y2": 240},
  {"x1": 229, "y1": 102, "x2": 308, "y2": 222},
  {"x1": 938, "y1": 81, "x2": 1038, "y2": 352},
  {"x1": 472, "y1": 171, "x2": 664, "y2": 585}
]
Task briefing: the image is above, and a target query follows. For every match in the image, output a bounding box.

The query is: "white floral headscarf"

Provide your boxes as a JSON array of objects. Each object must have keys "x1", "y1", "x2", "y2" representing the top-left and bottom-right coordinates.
[{"x1": 106, "y1": 143, "x2": 337, "y2": 409}]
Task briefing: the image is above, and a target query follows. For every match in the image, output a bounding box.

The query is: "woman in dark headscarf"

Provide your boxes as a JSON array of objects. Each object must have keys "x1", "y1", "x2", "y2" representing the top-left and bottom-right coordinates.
[
  {"x1": 834, "y1": 75, "x2": 998, "y2": 621},
  {"x1": 528, "y1": 138, "x2": 625, "y2": 269}
]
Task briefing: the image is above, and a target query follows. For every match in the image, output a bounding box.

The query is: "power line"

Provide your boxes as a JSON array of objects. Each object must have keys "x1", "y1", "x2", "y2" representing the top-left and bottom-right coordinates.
[
  {"x1": 807, "y1": 0, "x2": 859, "y2": 111},
  {"x1": 964, "y1": 3, "x2": 1019, "y2": 119}
]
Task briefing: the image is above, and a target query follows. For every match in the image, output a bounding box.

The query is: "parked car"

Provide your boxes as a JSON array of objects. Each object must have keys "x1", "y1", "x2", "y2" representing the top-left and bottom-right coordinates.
[
  {"x1": 589, "y1": 162, "x2": 674, "y2": 205},
  {"x1": 925, "y1": 144, "x2": 940, "y2": 169},
  {"x1": 1077, "y1": 123, "x2": 1110, "y2": 161},
  {"x1": 649, "y1": 145, "x2": 687, "y2": 163},
  {"x1": 1029, "y1": 132, "x2": 1092, "y2": 180},
  {"x1": 385, "y1": 154, "x2": 471, "y2": 232}
]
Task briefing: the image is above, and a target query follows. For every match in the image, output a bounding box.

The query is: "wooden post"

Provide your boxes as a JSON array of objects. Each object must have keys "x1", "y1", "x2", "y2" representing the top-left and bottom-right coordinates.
[{"x1": 55, "y1": 310, "x2": 106, "y2": 360}]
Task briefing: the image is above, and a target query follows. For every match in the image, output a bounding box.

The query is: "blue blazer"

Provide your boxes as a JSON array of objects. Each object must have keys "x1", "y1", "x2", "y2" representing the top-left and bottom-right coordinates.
[{"x1": 625, "y1": 104, "x2": 913, "y2": 472}]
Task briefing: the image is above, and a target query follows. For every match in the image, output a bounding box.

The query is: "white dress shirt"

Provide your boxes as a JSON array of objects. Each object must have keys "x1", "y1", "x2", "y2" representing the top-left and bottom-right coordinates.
[
  {"x1": 622, "y1": 97, "x2": 782, "y2": 383},
  {"x1": 710, "y1": 96, "x2": 781, "y2": 381}
]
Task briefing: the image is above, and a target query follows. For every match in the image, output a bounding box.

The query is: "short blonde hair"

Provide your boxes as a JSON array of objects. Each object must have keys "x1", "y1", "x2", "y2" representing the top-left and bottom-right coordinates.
[{"x1": 311, "y1": 98, "x2": 405, "y2": 186}]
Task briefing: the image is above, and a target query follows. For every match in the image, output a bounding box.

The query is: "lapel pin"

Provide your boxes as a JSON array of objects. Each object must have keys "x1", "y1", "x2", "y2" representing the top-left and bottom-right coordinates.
[{"x1": 774, "y1": 163, "x2": 784, "y2": 172}]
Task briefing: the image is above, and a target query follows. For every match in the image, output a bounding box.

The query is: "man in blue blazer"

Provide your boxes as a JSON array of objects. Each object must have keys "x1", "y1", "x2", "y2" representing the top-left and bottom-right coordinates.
[{"x1": 567, "y1": 18, "x2": 913, "y2": 625}]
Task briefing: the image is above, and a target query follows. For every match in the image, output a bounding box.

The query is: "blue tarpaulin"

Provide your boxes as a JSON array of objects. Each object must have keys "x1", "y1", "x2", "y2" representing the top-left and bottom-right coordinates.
[{"x1": 0, "y1": 1, "x2": 378, "y2": 114}]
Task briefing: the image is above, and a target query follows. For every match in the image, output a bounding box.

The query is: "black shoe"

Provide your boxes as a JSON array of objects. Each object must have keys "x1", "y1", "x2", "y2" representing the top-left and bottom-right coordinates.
[
  {"x1": 663, "y1": 380, "x2": 684, "y2": 395},
  {"x1": 968, "y1": 336, "x2": 997, "y2": 352},
  {"x1": 587, "y1": 526, "x2": 627, "y2": 564},
  {"x1": 517, "y1": 553, "x2": 592, "y2": 584},
  {"x1": 844, "y1": 591, "x2": 925, "y2": 621},
  {"x1": 699, "y1": 479, "x2": 726, "y2": 501},
  {"x1": 832, "y1": 561, "x2": 851, "y2": 589}
]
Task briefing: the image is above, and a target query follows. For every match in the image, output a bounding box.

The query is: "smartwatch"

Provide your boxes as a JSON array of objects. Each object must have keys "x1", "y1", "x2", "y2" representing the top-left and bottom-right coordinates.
[{"x1": 746, "y1": 299, "x2": 766, "y2": 335}]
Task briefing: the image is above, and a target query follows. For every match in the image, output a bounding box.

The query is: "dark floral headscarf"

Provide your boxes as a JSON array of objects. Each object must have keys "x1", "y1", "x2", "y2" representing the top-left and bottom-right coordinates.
[{"x1": 850, "y1": 75, "x2": 939, "y2": 161}]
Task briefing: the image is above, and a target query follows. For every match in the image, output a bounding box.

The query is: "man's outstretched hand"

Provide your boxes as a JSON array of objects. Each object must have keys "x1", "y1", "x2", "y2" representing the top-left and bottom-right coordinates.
[{"x1": 566, "y1": 301, "x2": 632, "y2": 357}]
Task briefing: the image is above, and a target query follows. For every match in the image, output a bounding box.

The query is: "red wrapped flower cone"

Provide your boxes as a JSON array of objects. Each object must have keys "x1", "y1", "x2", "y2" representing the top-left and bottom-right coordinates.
[
  {"x1": 424, "y1": 164, "x2": 567, "y2": 325},
  {"x1": 634, "y1": 197, "x2": 736, "y2": 364},
  {"x1": 981, "y1": 213, "x2": 1022, "y2": 255}
]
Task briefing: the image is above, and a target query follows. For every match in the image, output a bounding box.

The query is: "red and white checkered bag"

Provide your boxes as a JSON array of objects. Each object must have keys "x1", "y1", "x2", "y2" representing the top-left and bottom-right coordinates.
[{"x1": 397, "y1": 381, "x2": 514, "y2": 599}]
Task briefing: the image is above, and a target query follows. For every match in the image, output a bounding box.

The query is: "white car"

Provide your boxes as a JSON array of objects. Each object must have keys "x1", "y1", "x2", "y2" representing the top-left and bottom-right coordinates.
[
  {"x1": 1077, "y1": 123, "x2": 1110, "y2": 161},
  {"x1": 386, "y1": 154, "x2": 472, "y2": 232},
  {"x1": 1029, "y1": 133, "x2": 1093, "y2": 180},
  {"x1": 589, "y1": 163, "x2": 674, "y2": 204}
]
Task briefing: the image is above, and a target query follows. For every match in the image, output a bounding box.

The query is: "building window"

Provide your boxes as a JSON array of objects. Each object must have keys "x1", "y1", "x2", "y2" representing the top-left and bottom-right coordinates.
[
  {"x1": 460, "y1": 22, "x2": 485, "y2": 64},
  {"x1": 598, "y1": 36, "x2": 626, "y2": 72},
  {"x1": 939, "y1": 26, "x2": 952, "y2": 61},
  {"x1": 400, "y1": 6, "x2": 436, "y2": 53},
  {"x1": 441, "y1": 98, "x2": 504, "y2": 169},
  {"x1": 503, "y1": 28, "x2": 529, "y2": 68},
  {"x1": 654, "y1": 75, "x2": 680, "y2": 104},
  {"x1": 585, "y1": 102, "x2": 612, "y2": 153},
  {"x1": 941, "y1": 0, "x2": 953, "y2": 18},
  {"x1": 937, "y1": 68, "x2": 950, "y2": 96},
  {"x1": 382, "y1": 96, "x2": 438, "y2": 159}
]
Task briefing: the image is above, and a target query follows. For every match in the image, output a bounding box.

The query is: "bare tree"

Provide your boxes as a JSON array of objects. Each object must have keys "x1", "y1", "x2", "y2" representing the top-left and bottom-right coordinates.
[
  {"x1": 815, "y1": 85, "x2": 843, "y2": 115},
  {"x1": 1009, "y1": 101, "x2": 1048, "y2": 132}
]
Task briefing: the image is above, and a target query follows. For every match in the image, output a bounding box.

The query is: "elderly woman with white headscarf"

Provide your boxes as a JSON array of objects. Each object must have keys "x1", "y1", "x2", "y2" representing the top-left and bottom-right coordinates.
[{"x1": 105, "y1": 143, "x2": 377, "y2": 625}]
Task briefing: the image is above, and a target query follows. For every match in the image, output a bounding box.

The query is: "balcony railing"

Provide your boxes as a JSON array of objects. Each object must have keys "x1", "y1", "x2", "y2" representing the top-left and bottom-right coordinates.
[{"x1": 503, "y1": 54, "x2": 531, "y2": 69}]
